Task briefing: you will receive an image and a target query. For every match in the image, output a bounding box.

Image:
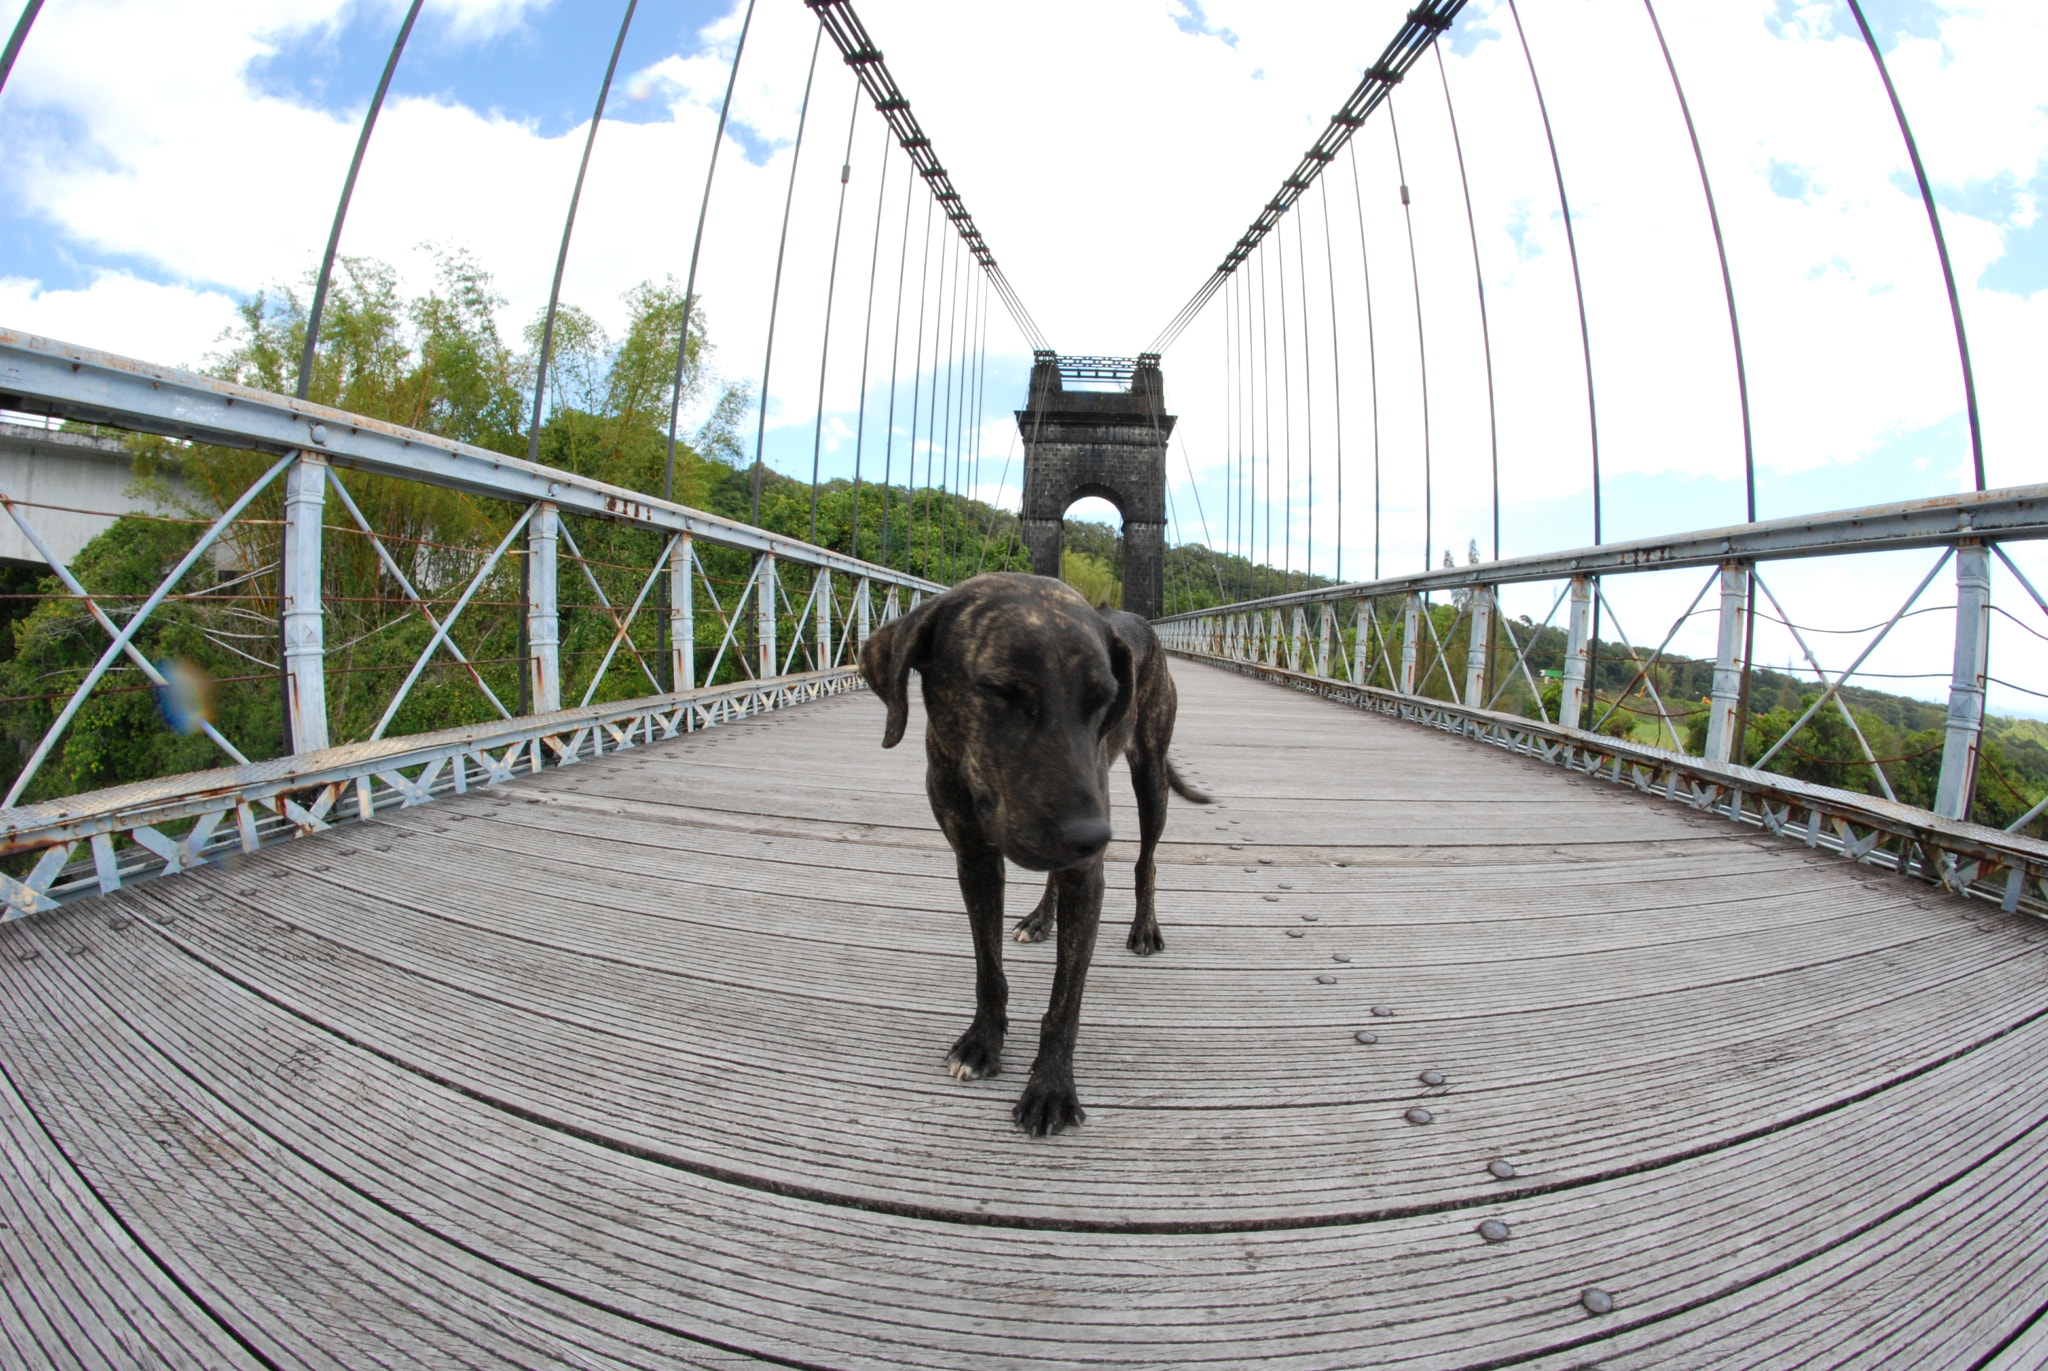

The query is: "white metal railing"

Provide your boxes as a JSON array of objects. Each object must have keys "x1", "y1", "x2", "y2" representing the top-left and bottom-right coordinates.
[
  {"x1": 1155, "y1": 486, "x2": 2048, "y2": 913},
  {"x1": 0, "y1": 330, "x2": 940, "y2": 916}
]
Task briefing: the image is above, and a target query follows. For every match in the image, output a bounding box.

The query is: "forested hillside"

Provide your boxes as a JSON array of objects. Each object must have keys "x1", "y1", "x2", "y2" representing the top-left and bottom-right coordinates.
[{"x1": 0, "y1": 250, "x2": 2037, "y2": 840}]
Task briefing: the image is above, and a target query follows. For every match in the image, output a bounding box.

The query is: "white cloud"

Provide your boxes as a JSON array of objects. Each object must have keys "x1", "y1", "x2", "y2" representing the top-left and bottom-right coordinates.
[
  {"x1": 1, "y1": 0, "x2": 2044, "y2": 709},
  {"x1": 0, "y1": 272, "x2": 242, "y2": 368}
]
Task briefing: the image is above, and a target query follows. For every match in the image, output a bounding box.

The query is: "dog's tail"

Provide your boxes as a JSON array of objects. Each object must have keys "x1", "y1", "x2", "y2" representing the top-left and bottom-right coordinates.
[{"x1": 1166, "y1": 758, "x2": 1212, "y2": 805}]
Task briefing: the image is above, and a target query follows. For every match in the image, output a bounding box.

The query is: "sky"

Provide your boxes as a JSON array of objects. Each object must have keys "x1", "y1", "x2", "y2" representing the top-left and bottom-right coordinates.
[{"x1": 1, "y1": 0, "x2": 2044, "y2": 719}]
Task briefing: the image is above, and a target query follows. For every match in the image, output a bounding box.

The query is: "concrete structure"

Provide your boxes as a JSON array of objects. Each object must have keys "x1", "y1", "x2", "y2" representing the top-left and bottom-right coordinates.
[
  {"x1": 1015, "y1": 353, "x2": 1174, "y2": 620},
  {"x1": 0, "y1": 421, "x2": 191, "y2": 569}
]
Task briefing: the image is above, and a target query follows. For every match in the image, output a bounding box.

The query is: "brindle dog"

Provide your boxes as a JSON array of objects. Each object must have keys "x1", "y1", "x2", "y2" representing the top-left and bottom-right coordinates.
[{"x1": 860, "y1": 572, "x2": 1207, "y2": 1135}]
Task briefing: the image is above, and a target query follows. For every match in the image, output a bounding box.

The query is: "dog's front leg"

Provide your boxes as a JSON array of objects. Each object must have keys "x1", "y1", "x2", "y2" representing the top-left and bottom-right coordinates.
[
  {"x1": 946, "y1": 841, "x2": 1009, "y2": 1081},
  {"x1": 1013, "y1": 860, "x2": 1103, "y2": 1135},
  {"x1": 1012, "y1": 873, "x2": 1057, "y2": 943}
]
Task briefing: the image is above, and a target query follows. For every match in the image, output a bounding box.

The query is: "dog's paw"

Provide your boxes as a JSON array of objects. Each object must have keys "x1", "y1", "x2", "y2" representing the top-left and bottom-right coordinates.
[
  {"x1": 1012, "y1": 1071, "x2": 1086, "y2": 1136},
  {"x1": 1127, "y1": 920, "x2": 1165, "y2": 957},
  {"x1": 1012, "y1": 907, "x2": 1054, "y2": 943},
  {"x1": 946, "y1": 1022, "x2": 1004, "y2": 1081}
]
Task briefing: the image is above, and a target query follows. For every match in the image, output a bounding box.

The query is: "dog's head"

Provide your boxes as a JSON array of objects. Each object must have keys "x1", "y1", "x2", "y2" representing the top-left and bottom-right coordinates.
[{"x1": 861, "y1": 573, "x2": 1133, "y2": 871}]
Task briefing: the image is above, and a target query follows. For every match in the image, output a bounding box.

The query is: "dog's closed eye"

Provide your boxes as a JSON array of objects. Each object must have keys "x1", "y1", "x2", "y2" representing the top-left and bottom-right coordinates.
[{"x1": 977, "y1": 680, "x2": 1033, "y2": 710}]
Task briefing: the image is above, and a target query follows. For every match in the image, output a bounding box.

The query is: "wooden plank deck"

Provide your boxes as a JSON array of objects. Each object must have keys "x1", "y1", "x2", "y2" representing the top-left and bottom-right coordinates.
[{"x1": 3, "y1": 657, "x2": 2046, "y2": 1369}]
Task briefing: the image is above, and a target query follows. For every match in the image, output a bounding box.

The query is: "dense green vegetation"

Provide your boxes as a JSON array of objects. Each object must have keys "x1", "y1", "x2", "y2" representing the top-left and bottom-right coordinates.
[
  {"x1": 1254, "y1": 593, "x2": 2046, "y2": 837},
  {"x1": 0, "y1": 249, "x2": 2038, "y2": 842}
]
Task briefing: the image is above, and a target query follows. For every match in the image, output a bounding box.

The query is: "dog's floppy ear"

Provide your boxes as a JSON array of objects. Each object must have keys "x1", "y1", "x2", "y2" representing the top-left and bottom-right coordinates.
[
  {"x1": 860, "y1": 597, "x2": 938, "y2": 749},
  {"x1": 1099, "y1": 625, "x2": 1136, "y2": 740}
]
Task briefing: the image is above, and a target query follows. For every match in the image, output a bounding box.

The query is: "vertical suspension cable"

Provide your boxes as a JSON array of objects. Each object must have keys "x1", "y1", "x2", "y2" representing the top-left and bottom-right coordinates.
[
  {"x1": 280, "y1": 0, "x2": 422, "y2": 747},
  {"x1": 1346, "y1": 142, "x2": 1383, "y2": 581},
  {"x1": 1318, "y1": 180, "x2": 1345, "y2": 586},
  {"x1": 1220, "y1": 273, "x2": 1232, "y2": 577},
  {"x1": 1239, "y1": 269, "x2": 1253, "y2": 599},
  {"x1": 968, "y1": 270, "x2": 990, "y2": 575},
  {"x1": 1276, "y1": 215, "x2": 1294, "y2": 592},
  {"x1": 927, "y1": 230, "x2": 956, "y2": 579},
  {"x1": 809, "y1": 83, "x2": 862, "y2": 545},
  {"x1": 665, "y1": 0, "x2": 757, "y2": 502},
  {"x1": 298, "y1": 1, "x2": 422, "y2": 400},
  {"x1": 1640, "y1": 1, "x2": 1760, "y2": 757},
  {"x1": 848, "y1": 121, "x2": 893, "y2": 556},
  {"x1": 0, "y1": 0, "x2": 44, "y2": 97},
  {"x1": 1388, "y1": 95, "x2": 1432, "y2": 572},
  {"x1": 1258, "y1": 241, "x2": 1274, "y2": 598},
  {"x1": 749, "y1": 24, "x2": 824, "y2": 524},
  {"x1": 1842, "y1": 2, "x2": 1981, "y2": 492},
  {"x1": 529, "y1": 0, "x2": 640, "y2": 467},
  {"x1": 1295, "y1": 207, "x2": 1315, "y2": 584},
  {"x1": 939, "y1": 232, "x2": 962, "y2": 581},
  {"x1": 903, "y1": 191, "x2": 936, "y2": 572},
  {"x1": 1506, "y1": 0, "x2": 1600, "y2": 545},
  {"x1": 1507, "y1": 0, "x2": 1604, "y2": 712},
  {"x1": 1178, "y1": 436, "x2": 1229, "y2": 602},
  {"x1": 879, "y1": 169, "x2": 918, "y2": 567},
  {"x1": 1434, "y1": 43, "x2": 1501, "y2": 559}
]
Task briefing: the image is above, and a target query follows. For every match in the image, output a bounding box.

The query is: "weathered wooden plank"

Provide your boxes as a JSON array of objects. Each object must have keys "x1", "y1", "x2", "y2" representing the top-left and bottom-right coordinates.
[
  {"x1": 9, "y1": 894, "x2": 2048, "y2": 1369},
  {"x1": 0, "y1": 649, "x2": 2042, "y2": 1365},
  {"x1": 0, "y1": 925, "x2": 782, "y2": 1370}
]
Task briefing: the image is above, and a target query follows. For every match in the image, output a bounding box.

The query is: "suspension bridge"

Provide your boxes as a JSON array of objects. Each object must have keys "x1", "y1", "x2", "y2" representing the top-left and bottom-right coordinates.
[{"x1": 2, "y1": 0, "x2": 2046, "y2": 1367}]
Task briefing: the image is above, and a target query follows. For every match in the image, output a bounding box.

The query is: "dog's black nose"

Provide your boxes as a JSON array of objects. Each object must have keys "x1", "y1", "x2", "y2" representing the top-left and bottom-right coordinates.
[{"x1": 1059, "y1": 816, "x2": 1112, "y2": 859}]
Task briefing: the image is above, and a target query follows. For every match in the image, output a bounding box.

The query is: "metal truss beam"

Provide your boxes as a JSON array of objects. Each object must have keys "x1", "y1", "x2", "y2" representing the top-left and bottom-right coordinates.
[
  {"x1": 0, "y1": 666, "x2": 868, "y2": 914},
  {"x1": 807, "y1": 0, "x2": 1048, "y2": 352},
  {"x1": 0, "y1": 330, "x2": 943, "y2": 594},
  {"x1": 1174, "y1": 649, "x2": 2048, "y2": 919},
  {"x1": 1153, "y1": 482, "x2": 2048, "y2": 623},
  {"x1": 1147, "y1": 0, "x2": 1466, "y2": 354}
]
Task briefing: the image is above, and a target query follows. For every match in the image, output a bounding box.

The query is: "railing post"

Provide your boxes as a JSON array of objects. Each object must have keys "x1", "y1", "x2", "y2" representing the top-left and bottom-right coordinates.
[
  {"x1": 1399, "y1": 594, "x2": 1422, "y2": 695},
  {"x1": 1316, "y1": 603, "x2": 1333, "y2": 677},
  {"x1": 759, "y1": 553, "x2": 777, "y2": 680},
  {"x1": 816, "y1": 569, "x2": 831, "y2": 670},
  {"x1": 1935, "y1": 542, "x2": 1991, "y2": 820},
  {"x1": 1559, "y1": 574, "x2": 1593, "y2": 729},
  {"x1": 855, "y1": 577, "x2": 871, "y2": 654},
  {"x1": 1704, "y1": 560, "x2": 1749, "y2": 763},
  {"x1": 669, "y1": 533, "x2": 694, "y2": 692},
  {"x1": 1464, "y1": 585, "x2": 1495, "y2": 708},
  {"x1": 1350, "y1": 600, "x2": 1368, "y2": 685},
  {"x1": 279, "y1": 452, "x2": 330, "y2": 754},
  {"x1": 526, "y1": 501, "x2": 560, "y2": 713}
]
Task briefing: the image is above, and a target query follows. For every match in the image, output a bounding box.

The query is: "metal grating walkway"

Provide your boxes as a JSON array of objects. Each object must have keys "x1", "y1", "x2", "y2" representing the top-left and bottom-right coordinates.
[{"x1": 3, "y1": 659, "x2": 2046, "y2": 1369}]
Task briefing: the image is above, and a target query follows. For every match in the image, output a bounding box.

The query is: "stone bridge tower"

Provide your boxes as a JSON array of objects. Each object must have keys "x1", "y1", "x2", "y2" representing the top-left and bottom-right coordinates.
[{"x1": 1015, "y1": 352, "x2": 1176, "y2": 620}]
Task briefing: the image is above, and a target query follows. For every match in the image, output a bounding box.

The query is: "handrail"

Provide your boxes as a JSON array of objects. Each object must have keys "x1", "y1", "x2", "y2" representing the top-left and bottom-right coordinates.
[
  {"x1": 1154, "y1": 482, "x2": 2048, "y2": 622},
  {"x1": 1176, "y1": 650, "x2": 2048, "y2": 918},
  {"x1": 0, "y1": 329, "x2": 943, "y2": 593}
]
